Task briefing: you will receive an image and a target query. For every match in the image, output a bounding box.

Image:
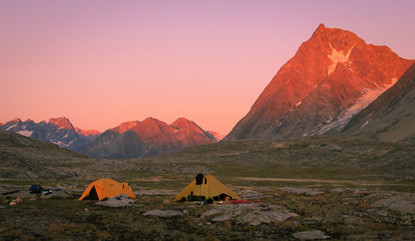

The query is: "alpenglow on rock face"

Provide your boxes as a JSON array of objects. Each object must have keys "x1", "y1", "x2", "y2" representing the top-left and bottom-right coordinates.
[
  {"x1": 226, "y1": 24, "x2": 414, "y2": 140},
  {"x1": 82, "y1": 117, "x2": 216, "y2": 159}
]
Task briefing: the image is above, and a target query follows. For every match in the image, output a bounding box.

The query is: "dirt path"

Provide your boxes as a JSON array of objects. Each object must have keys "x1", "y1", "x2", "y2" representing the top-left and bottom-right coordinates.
[{"x1": 237, "y1": 177, "x2": 406, "y2": 186}]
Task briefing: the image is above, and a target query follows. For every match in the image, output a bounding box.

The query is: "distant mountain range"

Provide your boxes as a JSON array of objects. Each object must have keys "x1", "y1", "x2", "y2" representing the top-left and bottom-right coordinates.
[
  {"x1": 0, "y1": 117, "x2": 99, "y2": 151},
  {"x1": 226, "y1": 24, "x2": 415, "y2": 142},
  {"x1": 80, "y1": 117, "x2": 217, "y2": 159},
  {"x1": 207, "y1": 131, "x2": 226, "y2": 142},
  {"x1": 0, "y1": 116, "x2": 219, "y2": 158}
]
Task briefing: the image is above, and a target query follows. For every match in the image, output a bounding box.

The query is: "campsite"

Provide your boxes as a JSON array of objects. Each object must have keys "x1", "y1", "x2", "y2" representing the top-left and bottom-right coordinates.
[
  {"x1": 3, "y1": 0, "x2": 415, "y2": 239},
  {"x1": 1, "y1": 178, "x2": 415, "y2": 240},
  {"x1": 1, "y1": 136, "x2": 415, "y2": 240}
]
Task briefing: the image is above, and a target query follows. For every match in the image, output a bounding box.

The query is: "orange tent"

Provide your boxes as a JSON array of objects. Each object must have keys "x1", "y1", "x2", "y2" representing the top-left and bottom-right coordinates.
[{"x1": 79, "y1": 178, "x2": 136, "y2": 200}]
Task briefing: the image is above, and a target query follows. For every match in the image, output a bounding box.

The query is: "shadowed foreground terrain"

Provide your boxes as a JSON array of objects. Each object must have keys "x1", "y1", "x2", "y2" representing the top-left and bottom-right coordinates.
[
  {"x1": 1, "y1": 186, "x2": 414, "y2": 240},
  {"x1": 1, "y1": 131, "x2": 415, "y2": 240}
]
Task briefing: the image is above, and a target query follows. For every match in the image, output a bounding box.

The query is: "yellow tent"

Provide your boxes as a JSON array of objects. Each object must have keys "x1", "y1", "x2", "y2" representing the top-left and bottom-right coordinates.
[
  {"x1": 79, "y1": 178, "x2": 136, "y2": 200},
  {"x1": 175, "y1": 174, "x2": 241, "y2": 201}
]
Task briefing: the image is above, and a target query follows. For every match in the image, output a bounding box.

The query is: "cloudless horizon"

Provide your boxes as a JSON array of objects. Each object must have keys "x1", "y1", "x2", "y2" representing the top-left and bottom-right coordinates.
[{"x1": 1, "y1": 0, "x2": 415, "y2": 134}]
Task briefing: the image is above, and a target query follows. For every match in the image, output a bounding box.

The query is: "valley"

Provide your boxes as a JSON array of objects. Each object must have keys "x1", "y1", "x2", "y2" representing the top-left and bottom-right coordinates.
[{"x1": 1, "y1": 131, "x2": 415, "y2": 240}]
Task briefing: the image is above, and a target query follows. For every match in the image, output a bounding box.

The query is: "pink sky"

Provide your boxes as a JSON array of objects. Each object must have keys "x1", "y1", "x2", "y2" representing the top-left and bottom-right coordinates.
[{"x1": 1, "y1": 0, "x2": 414, "y2": 135}]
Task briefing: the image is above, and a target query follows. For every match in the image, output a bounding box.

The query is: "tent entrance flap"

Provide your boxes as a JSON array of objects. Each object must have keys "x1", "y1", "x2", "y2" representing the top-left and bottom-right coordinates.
[
  {"x1": 195, "y1": 174, "x2": 205, "y2": 185},
  {"x1": 84, "y1": 186, "x2": 99, "y2": 200}
]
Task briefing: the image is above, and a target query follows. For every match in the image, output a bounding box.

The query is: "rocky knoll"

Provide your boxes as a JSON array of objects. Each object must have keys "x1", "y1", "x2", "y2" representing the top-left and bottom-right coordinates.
[{"x1": 226, "y1": 24, "x2": 414, "y2": 140}]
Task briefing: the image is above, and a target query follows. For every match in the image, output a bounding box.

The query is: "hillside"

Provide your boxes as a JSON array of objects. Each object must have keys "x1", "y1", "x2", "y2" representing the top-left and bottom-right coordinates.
[
  {"x1": 0, "y1": 130, "x2": 94, "y2": 180},
  {"x1": 342, "y1": 63, "x2": 415, "y2": 142},
  {"x1": 151, "y1": 136, "x2": 415, "y2": 177}
]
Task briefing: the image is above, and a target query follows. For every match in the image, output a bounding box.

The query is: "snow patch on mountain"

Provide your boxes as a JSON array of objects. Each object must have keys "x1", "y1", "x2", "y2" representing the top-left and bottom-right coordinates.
[
  {"x1": 6, "y1": 124, "x2": 17, "y2": 131},
  {"x1": 17, "y1": 130, "x2": 33, "y2": 137},
  {"x1": 50, "y1": 140, "x2": 73, "y2": 147},
  {"x1": 327, "y1": 42, "x2": 355, "y2": 75},
  {"x1": 361, "y1": 121, "x2": 370, "y2": 128},
  {"x1": 314, "y1": 78, "x2": 398, "y2": 135}
]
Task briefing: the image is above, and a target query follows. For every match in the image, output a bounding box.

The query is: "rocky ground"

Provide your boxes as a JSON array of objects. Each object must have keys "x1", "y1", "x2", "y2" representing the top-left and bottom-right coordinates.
[{"x1": 1, "y1": 185, "x2": 414, "y2": 240}]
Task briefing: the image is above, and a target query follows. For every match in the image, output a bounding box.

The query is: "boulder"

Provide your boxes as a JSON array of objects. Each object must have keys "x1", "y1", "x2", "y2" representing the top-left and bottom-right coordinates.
[
  {"x1": 95, "y1": 196, "x2": 134, "y2": 208},
  {"x1": 201, "y1": 202, "x2": 299, "y2": 226},
  {"x1": 143, "y1": 209, "x2": 184, "y2": 217},
  {"x1": 371, "y1": 194, "x2": 415, "y2": 215},
  {"x1": 201, "y1": 209, "x2": 223, "y2": 218},
  {"x1": 239, "y1": 189, "x2": 264, "y2": 200},
  {"x1": 242, "y1": 211, "x2": 299, "y2": 226},
  {"x1": 212, "y1": 214, "x2": 233, "y2": 222}
]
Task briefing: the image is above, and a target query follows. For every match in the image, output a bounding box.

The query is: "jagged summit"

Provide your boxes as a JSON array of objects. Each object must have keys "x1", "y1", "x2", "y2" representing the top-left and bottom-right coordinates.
[
  {"x1": 8, "y1": 118, "x2": 22, "y2": 123},
  {"x1": 111, "y1": 120, "x2": 140, "y2": 134},
  {"x1": 75, "y1": 128, "x2": 101, "y2": 137},
  {"x1": 226, "y1": 24, "x2": 414, "y2": 140},
  {"x1": 49, "y1": 117, "x2": 74, "y2": 130},
  {"x1": 171, "y1": 117, "x2": 201, "y2": 130}
]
